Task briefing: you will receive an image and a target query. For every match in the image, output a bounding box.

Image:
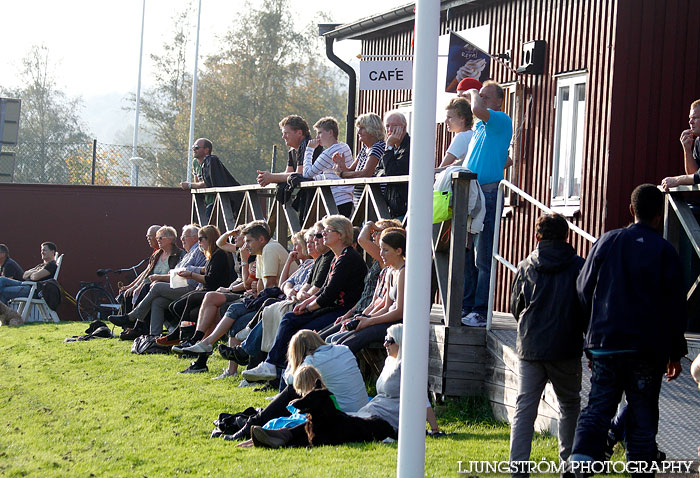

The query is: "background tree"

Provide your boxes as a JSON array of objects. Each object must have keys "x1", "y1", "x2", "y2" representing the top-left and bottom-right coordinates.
[
  {"x1": 0, "y1": 45, "x2": 91, "y2": 184},
  {"x1": 138, "y1": 0, "x2": 347, "y2": 184}
]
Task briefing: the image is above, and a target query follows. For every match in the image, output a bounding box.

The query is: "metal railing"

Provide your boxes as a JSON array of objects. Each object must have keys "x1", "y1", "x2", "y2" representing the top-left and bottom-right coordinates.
[{"x1": 487, "y1": 179, "x2": 597, "y2": 330}]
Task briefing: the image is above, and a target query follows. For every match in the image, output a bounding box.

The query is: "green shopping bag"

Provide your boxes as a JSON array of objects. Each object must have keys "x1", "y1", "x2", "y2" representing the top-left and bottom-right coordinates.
[{"x1": 433, "y1": 190, "x2": 452, "y2": 223}]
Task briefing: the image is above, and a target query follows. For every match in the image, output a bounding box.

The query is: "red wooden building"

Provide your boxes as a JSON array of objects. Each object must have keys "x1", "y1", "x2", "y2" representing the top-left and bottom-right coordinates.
[{"x1": 324, "y1": 0, "x2": 700, "y2": 311}]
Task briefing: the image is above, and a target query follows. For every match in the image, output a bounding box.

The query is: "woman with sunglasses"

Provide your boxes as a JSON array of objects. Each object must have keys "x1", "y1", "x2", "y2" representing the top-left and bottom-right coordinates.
[
  {"x1": 324, "y1": 227, "x2": 406, "y2": 352},
  {"x1": 248, "y1": 324, "x2": 441, "y2": 448},
  {"x1": 242, "y1": 215, "x2": 367, "y2": 383},
  {"x1": 162, "y1": 225, "x2": 235, "y2": 339}
]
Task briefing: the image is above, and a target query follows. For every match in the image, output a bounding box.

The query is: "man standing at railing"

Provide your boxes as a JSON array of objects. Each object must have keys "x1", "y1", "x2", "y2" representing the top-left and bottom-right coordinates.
[
  {"x1": 380, "y1": 111, "x2": 411, "y2": 218},
  {"x1": 570, "y1": 184, "x2": 687, "y2": 473},
  {"x1": 661, "y1": 99, "x2": 700, "y2": 191},
  {"x1": 461, "y1": 81, "x2": 513, "y2": 327},
  {"x1": 180, "y1": 138, "x2": 242, "y2": 222},
  {"x1": 256, "y1": 115, "x2": 322, "y2": 187}
]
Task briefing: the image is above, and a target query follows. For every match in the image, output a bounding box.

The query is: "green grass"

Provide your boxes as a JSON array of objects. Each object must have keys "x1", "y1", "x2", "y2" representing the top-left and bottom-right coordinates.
[{"x1": 0, "y1": 322, "x2": 569, "y2": 477}]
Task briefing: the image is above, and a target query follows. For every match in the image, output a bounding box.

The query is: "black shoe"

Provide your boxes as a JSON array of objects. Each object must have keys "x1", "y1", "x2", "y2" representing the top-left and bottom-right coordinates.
[
  {"x1": 218, "y1": 344, "x2": 250, "y2": 365},
  {"x1": 109, "y1": 314, "x2": 134, "y2": 328},
  {"x1": 119, "y1": 321, "x2": 148, "y2": 341},
  {"x1": 250, "y1": 425, "x2": 292, "y2": 448},
  {"x1": 228, "y1": 421, "x2": 253, "y2": 441},
  {"x1": 179, "y1": 361, "x2": 208, "y2": 374},
  {"x1": 253, "y1": 382, "x2": 276, "y2": 393}
]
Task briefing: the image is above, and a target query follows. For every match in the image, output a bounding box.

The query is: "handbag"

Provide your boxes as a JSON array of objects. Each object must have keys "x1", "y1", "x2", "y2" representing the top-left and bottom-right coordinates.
[{"x1": 433, "y1": 190, "x2": 452, "y2": 223}]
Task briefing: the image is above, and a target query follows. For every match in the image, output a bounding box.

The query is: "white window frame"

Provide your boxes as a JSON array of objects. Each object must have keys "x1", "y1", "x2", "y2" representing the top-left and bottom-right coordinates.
[{"x1": 551, "y1": 72, "x2": 587, "y2": 210}]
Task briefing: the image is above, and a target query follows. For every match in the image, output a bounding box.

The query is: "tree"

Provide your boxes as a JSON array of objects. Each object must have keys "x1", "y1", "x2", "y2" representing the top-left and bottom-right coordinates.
[
  {"x1": 0, "y1": 45, "x2": 91, "y2": 184},
  {"x1": 138, "y1": 0, "x2": 347, "y2": 185}
]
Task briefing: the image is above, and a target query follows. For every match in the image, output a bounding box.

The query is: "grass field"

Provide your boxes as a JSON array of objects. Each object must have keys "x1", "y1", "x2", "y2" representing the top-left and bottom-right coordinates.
[{"x1": 0, "y1": 322, "x2": 568, "y2": 477}]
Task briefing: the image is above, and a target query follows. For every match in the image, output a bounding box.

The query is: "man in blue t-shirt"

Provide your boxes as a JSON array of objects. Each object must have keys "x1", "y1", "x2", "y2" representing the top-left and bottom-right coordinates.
[{"x1": 461, "y1": 80, "x2": 513, "y2": 327}]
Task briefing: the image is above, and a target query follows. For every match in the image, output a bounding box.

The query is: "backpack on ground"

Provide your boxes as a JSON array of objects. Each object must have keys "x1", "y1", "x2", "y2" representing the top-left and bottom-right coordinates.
[{"x1": 131, "y1": 335, "x2": 169, "y2": 354}]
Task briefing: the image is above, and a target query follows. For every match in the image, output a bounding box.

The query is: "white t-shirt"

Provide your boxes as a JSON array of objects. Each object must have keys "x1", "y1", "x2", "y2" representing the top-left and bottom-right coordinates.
[
  {"x1": 256, "y1": 240, "x2": 295, "y2": 283},
  {"x1": 446, "y1": 130, "x2": 473, "y2": 163}
]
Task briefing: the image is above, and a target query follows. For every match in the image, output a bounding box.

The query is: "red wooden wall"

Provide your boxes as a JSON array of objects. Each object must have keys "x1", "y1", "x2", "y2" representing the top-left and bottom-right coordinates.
[
  {"x1": 354, "y1": 0, "x2": 700, "y2": 311},
  {"x1": 0, "y1": 184, "x2": 191, "y2": 321}
]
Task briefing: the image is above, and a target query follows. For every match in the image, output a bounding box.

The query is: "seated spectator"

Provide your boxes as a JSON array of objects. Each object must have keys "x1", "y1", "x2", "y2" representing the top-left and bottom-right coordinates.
[
  {"x1": 235, "y1": 365, "x2": 327, "y2": 448},
  {"x1": 118, "y1": 225, "x2": 161, "y2": 310},
  {"x1": 0, "y1": 244, "x2": 23, "y2": 280},
  {"x1": 303, "y1": 117, "x2": 354, "y2": 218},
  {"x1": 218, "y1": 228, "x2": 320, "y2": 374},
  {"x1": 438, "y1": 97, "x2": 474, "y2": 167},
  {"x1": 320, "y1": 219, "x2": 402, "y2": 343},
  {"x1": 249, "y1": 324, "x2": 440, "y2": 448},
  {"x1": 224, "y1": 329, "x2": 368, "y2": 441},
  {"x1": 177, "y1": 221, "x2": 291, "y2": 373},
  {"x1": 331, "y1": 113, "x2": 386, "y2": 206},
  {"x1": 325, "y1": 228, "x2": 406, "y2": 353},
  {"x1": 256, "y1": 115, "x2": 322, "y2": 187},
  {"x1": 108, "y1": 225, "x2": 206, "y2": 336},
  {"x1": 378, "y1": 111, "x2": 410, "y2": 218},
  {"x1": 144, "y1": 225, "x2": 234, "y2": 343},
  {"x1": 0, "y1": 242, "x2": 58, "y2": 305},
  {"x1": 242, "y1": 215, "x2": 367, "y2": 383}
]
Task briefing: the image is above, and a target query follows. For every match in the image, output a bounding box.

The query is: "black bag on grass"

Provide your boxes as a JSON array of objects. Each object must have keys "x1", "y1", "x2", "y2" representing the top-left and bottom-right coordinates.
[{"x1": 131, "y1": 335, "x2": 169, "y2": 355}]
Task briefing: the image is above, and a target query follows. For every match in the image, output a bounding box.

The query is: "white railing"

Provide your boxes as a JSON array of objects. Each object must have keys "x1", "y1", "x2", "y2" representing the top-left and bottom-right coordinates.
[{"x1": 487, "y1": 180, "x2": 597, "y2": 330}]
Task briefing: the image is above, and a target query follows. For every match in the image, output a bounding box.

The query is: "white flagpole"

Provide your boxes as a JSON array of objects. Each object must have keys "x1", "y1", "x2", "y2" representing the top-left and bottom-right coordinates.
[
  {"x1": 186, "y1": 0, "x2": 202, "y2": 183},
  {"x1": 130, "y1": 0, "x2": 146, "y2": 186},
  {"x1": 396, "y1": 0, "x2": 439, "y2": 476}
]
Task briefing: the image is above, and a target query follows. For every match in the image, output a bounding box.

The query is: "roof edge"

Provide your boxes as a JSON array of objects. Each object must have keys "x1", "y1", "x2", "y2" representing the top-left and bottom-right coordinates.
[{"x1": 324, "y1": 0, "x2": 482, "y2": 41}]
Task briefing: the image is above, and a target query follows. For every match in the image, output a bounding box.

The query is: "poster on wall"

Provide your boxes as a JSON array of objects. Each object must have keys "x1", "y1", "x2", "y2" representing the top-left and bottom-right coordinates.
[{"x1": 444, "y1": 32, "x2": 490, "y2": 93}]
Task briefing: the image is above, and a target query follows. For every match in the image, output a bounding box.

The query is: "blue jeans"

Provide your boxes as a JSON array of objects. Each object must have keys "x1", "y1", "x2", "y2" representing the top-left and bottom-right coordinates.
[
  {"x1": 241, "y1": 320, "x2": 263, "y2": 356},
  {"x1": 266, "y1": 308, "x2": 346, "y2": 368},
  {"x1": 0, "y1": 277, "x2": 31, "y2": 305},
  {"x1": 572, "y1": 354, "x2": 663, "y2": 466},
  {"x1": 463, "y1": 186, "x2": 500, "y2": 316},
  {"x1": 224, "y1": 302, "x2": 255, "y2": 337}
]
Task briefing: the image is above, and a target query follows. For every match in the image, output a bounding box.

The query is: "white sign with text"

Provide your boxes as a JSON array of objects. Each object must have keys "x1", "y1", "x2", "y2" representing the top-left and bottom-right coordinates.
[{"x1": 359, "y1": 61, "x2": 413, "y2": 90}]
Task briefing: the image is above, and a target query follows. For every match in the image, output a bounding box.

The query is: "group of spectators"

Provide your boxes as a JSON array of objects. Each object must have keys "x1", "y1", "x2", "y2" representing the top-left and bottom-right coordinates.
[
  {"x1": 7, "y1": 82, "x2": 697, "y2": 464},
  {"x1": 107, "y1": 213, "x2": 442, "y2": 447}
]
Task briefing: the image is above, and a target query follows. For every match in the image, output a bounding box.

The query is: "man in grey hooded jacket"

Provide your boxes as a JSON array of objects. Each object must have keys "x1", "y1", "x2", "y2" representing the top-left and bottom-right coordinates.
[{"x1": 508, "y1": 213, "x2": 585, "y2": 478}]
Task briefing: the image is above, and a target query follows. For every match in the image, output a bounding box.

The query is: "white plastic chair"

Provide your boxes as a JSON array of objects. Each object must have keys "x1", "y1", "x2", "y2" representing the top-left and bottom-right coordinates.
[{"x1": 11, "y1": 254, "x2": 64, "y2": 323}]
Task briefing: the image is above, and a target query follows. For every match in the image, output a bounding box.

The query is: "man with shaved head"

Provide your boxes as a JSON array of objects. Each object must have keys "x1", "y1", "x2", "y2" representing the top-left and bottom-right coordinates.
[{"x1": 180, "y1": 138, "x2": 242, "y2": 222}]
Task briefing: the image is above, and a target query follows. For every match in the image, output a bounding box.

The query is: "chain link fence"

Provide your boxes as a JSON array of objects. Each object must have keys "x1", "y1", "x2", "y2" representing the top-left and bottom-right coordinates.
[{"x1": 0, "y1": 141, "x2": 266, "y2": 187}]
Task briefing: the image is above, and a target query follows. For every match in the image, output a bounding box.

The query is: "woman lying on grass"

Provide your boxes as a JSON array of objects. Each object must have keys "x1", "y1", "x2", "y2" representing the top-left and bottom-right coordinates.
[
  {"x1": 249, "y1": 324, "x2": 441, "y2": 448},
  {"x1": 217, "y1": 329, "x2": 368, "y2": 441}
]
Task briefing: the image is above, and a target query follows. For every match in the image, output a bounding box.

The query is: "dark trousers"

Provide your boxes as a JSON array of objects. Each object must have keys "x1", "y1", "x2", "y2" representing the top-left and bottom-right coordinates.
[
  {"x1": 170, "y1": 290, "x2": 208, "y2": 323},
  {"x1": 267, "y1": 308, "x2": 346, "y2": 367},
  {"x1": 320, "y1": 321, "x2": 398, "y2": 354},
  {"x1": 572, "y1": 354, "x2": 664, "y2": 470}
]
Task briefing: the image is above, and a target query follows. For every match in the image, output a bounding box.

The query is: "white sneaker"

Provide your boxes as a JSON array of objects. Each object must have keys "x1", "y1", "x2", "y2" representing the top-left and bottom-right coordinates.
[
  {"x1": 461, "y1": 312, "x2": 486, "y2": 327},
  {"x1": 241, "y1": 361, "x2": 277, "y2": 382},
  {"x1": 237, "y1": 379, "x2": 256, "y2": 388},
  {"x1": 212, "y1": 368, "x2": 237, "y2": 380}
]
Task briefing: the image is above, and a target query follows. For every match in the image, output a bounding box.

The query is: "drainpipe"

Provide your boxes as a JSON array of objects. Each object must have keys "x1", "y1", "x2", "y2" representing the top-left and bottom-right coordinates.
[{"x1": 320, "y1": 25, "x2": 356, "y2": 155}]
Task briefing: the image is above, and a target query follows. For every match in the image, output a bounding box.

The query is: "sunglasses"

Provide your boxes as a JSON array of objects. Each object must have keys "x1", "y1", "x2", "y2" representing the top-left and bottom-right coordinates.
[
  {"x1": 384, "y1": 336, "x2": 395, "y2": 345},
  {"x1": 314, "y1": 233, "x2": 324, "y2": 239},
  {"x1": 323, "y1": 228, "x2": 338, "y2": 235},
  {"x1": 198, "y1": 236, "x2": 207, "y2": 242},
  {"x1": 192, "y1": 145, "x2": 201, "y2": 150}
]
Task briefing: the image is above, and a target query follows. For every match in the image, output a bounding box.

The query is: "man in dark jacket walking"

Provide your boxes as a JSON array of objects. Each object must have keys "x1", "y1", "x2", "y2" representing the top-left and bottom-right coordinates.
[
  {"x1": 509, "y1": 213, "x2": 585, "y2": 477},
  {"x1": 570, "y1": 184, "x2": 686, "y2": 475}
]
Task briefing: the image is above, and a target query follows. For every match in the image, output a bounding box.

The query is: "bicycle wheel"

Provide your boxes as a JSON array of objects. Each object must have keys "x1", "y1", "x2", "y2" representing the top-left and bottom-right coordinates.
[{"x1": 76, "y1": 286, "x2": 117, "y2": 322}]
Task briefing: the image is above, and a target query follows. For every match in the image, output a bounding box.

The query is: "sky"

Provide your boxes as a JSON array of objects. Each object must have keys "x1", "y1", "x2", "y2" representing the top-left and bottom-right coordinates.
[{"x1": 1, "y1": 0, "x2": 409, "y2": 140}]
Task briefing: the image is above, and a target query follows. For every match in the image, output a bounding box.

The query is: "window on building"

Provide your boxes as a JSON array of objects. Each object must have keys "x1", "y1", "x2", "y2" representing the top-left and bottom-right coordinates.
[
  {"x1": 501, "y1": 82, "x2": 525, "y2": 206},
  {"x1": 552, "y1": 73, "x2": 586, "y2": 208}
]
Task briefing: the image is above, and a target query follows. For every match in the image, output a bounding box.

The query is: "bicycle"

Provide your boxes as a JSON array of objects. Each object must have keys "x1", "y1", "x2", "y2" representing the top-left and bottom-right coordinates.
[{"x1": 75, "y1": 259, "x2": 146, "y2": 322}]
